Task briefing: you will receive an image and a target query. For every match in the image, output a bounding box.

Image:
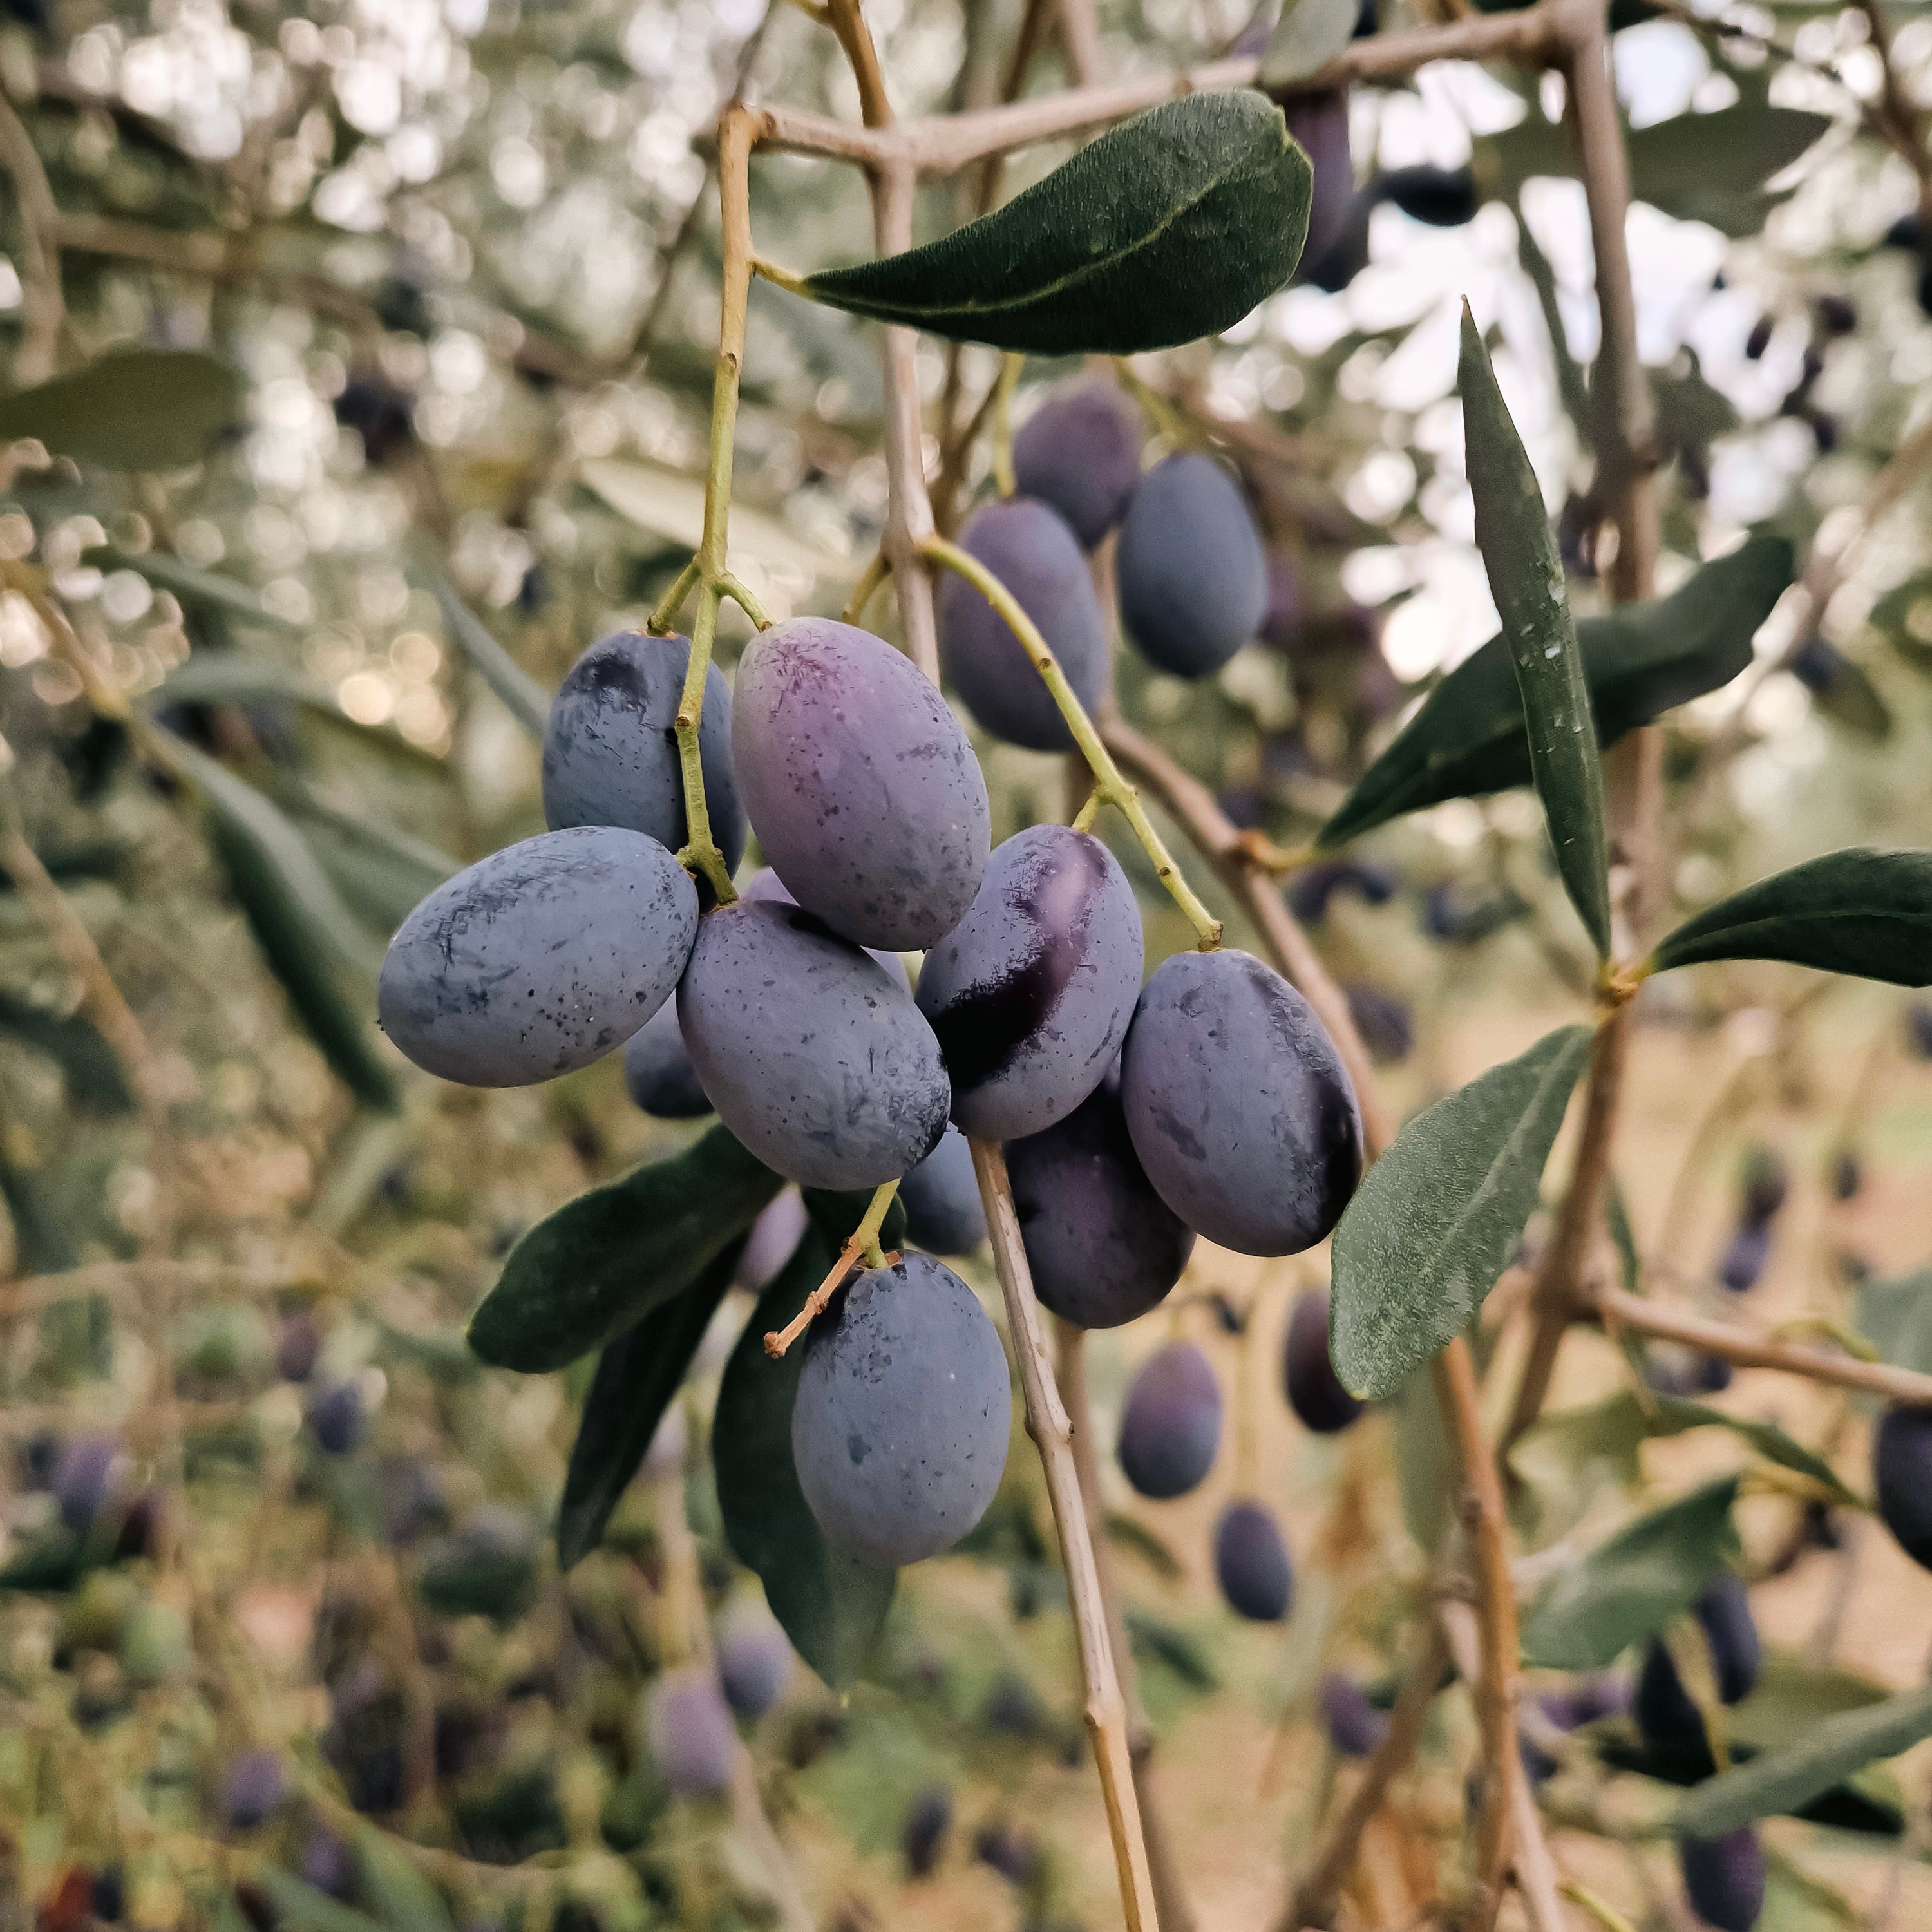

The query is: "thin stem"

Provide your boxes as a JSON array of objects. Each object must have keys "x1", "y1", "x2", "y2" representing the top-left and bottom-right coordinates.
[
  {"x1": 717, "y1": 571, "x2": 774, "y2": 630},
  {"x1": 0, "y1": 93, "x2": 64, "y2": 383},
  {"x1": 991, "y1": 352, "x2": 1023, "y2": 498},
  {"x1": 673, "y1": 585, "x2": 739, "y2": 905},
  {"x1": 762, "y1": 1180, "x2": 898, "y2": 1357},
  {"x1": 1593, "y1": 1285, "x2": 1932, "y2": 1406},
  {"x1": 922, "y1": 535, "x2": 1221, "y2": 949},
  {"x1": 842, "y1": 547, "x2": 892, "y2": 623},
  {"x1": 970, "y1": 1138, "x2": 1160, "y2": 1932},
  {"x1": 1282, "y1": 1618, "x2": 1450, "y2": 1931},
  {"x1": 824, "y1": 0, "x2": 895, "y2": 128}
]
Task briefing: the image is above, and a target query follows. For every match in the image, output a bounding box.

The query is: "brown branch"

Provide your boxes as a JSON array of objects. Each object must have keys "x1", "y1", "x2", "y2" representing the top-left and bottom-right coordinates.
[
  {"x1": 0, "y1": 93, "x2": 64, "y2": 383},
  {"x1": 1593, "y1": 1285, "x2": 1932, "y2": 1407},
  {"x1": 1057, "y1": 1321, "x2": 1196, "y2": 1932},
  {"x1": 1283, "y1": 1618, "x2": 1451, "y2": 1931},
  {"x1": 826, "y1": 0, "x2": 896, "y2": 127},
  {"x1": 1099, "y1": 713, "x2": 1395, "y2": 1155},
  {"x1": 971, "y1": 1138, "x2": 1160, "y2": 1932}
]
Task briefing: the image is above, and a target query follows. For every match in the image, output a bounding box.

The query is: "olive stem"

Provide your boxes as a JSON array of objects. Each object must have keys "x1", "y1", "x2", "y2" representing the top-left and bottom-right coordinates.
[
  {"x1": 842, "y1": 547, "x2": 893, "y2": 624},
  {"x1": 971, "y1": 1137, "x2": 1161, "y2": 1932},
  {"x1": 761, "y1": 1180, "x2": 899, "y2": 1358},
  {"x1": 920, "y1": 535, "x2": 1222, "y2": 951},
  {"x1": 990, "y1": 351, "x2": 1023, "y2": 498}
]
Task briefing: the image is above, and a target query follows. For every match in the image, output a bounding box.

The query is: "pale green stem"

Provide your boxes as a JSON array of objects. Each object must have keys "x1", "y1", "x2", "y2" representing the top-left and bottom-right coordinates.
[
  {"x1": 842, "y1": 549, "x2": 893, "y2": 625},
  {"x1": 1112, "y1": 359, "x2": 1189, "y2": 446},
  {"x1": 922, "y1": 534, "x2": 1222, "y2": 949},
  {"x1": 762, "y1": 1179, "x2": 900, "y2": 1357},
  {"x1": 718, "y1": 571, "x2": 773, "y2": 630},
  {"x1": 991, "y1": 352, "x2": 1022, "y2": 498},
  {"x1": 672, "y1": 585, "x2": 738, "y2": 905}
]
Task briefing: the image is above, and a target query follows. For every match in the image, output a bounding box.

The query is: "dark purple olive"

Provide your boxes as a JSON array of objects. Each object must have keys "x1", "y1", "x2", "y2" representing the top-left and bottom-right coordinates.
[
  {"x1": 54, "y1": 1434, "x2": 125, "y2": 1532},
  {"x1": 1634, "y1": 1638, "x2": 1714, "y2": 1779},
  {"x1": 222, "y1": 1748, "x2": 288, "y2": 1831},
  {"x1": 1679, "y1": 1826, "x2": 1766, "y2": 1932},
  {"x1": 1010, "y1": 383, "x2": 1144, "y2": 549},
  {"x1": 309, "y1": 1378, "x2": 367, "y2": 1456},
  {"x1": 716, "y1": 1619, "x2": 793, "y2": 1721},
  {"x1": 1790, "y1": 635, "x2": 1843, "y2": 694},
  {"x1": 1117, "y1": 1342, "x2": 1221, "y2": 1499},
  {"x1": 904, "y1": 1784, "x2": 952, "y2": 1878},
  {"x1": 1283, "y1": 1291, "x2": 1363, "y2": 1434},
  {"x1": 1541, "y1": 1676, "x2": 1628, "y2": 1730},
  {"x1": 972, "y1": 1817, "x2": 1037, "y2": 1886},
  {"x1": 1343, "y1": 981, "x2": 1413, "y2": 1065},
  {"x1": 299, "y1": 1828, "x2": 357, "y2": 1900},
  {"x1": 981, "y1": 1673, "x2": 1045, "y2": 1739},
  {"x1": 1875, "y1": 1406, "x2": 1932, "y2": 1570},
  {"x1": 1376, "y1": 164, "x2": 1477, "y2": 227},
  {"x1": 1718, "y1": 1221, "x2": 1771, "y2": 1293},
  {"x1": 1285, "y1": 858, "x2": 1397, "y2": 925},
  {"x1": 1320, "y1": 1674, "x2": 1388, "y2": 1757},
  {"x1": 1214, "y1": 1501, "x2": 1293, "y2": 1622},
  {"x1": 1693, "y1": 1571, "x2": 1761, "y2": 1706},
  {"x1": 1743, "y1": 314, "x2": 1773, "y2": 360},
  {"x1": 1908, "y1": 1001, "x2": 1932, "y2": 1059}
]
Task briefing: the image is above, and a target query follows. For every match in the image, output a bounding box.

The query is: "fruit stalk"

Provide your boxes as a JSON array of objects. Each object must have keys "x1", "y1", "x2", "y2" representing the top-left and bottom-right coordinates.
[
  {"x1": 761, "y1": 1180, "x2": 898, "y2": 1358},
  {"x1": 971, "y1": 1136, "x2": 1161, "y2": 1932},
  {"x1": 923, "y1": 535, "x2": 1222, "y2": 949}
]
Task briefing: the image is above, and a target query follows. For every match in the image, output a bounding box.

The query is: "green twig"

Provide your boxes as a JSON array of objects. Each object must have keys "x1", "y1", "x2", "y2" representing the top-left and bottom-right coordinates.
[
  {"x1": 921, "y1": 535, "x2": 1222, "y2": 949},
  {"x1": 991, "y1": 352, "x2": 1023, "y2": 497}
]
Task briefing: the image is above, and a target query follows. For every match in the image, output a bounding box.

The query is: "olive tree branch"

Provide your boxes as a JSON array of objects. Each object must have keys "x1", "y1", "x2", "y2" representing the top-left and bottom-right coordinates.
[
  {"x1": 0, "y1": 93, "x2": 64, "y2": 384},
  {"x1": 970, "y1": 1137, "x2": 1161, "y2": 1932},
  {"x1": 922, "y1": 535, "x2": 1222, "y2": 949},
  {"x1": 762, "y1": 1180, "x2": 899, "y2": 1358}
]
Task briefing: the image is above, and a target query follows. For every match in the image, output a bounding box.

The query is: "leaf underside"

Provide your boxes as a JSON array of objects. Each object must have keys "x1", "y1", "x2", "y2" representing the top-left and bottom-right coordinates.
[
  {"x1": 1330, "y1": 1022, "x2": 1593, "y2": 1400},
  {"x1": 0, "y1": 349, "x2": 242, "y2": 471},
  {"x1": 802, "y1": 92, "x2": 1312, "y2": 354}
]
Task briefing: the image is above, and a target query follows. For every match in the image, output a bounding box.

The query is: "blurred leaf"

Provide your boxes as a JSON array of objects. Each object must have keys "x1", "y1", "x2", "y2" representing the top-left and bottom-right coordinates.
[
  {"x1": 1650, "y1": 358, "x2": 1739, "y2": 447},
  {"x1": 1332, "y1": 1023, "x2": 1593, "y2": 1399},
  {"x1": 1392, "y1": 1364, "x2": 1452, "y2": 1556},
  {"x1": 422, "y1": 573, "x2": 549, "y2": 742},
  {"x1": 1730, "y1": 1651, "x2": 1892, "y2": 1751},
  {"x1": 580, "y1": 457, "x2": 855, "y2": 587},
  {"x1": 415, "y1": 1530, "x2": 538, "y2": 1624},
  {"x1": 1759, "y1": 1860, "x2": 1861, "y2": 1932},
  {"x1": 1461, "y1": 308, "x2": 1609, "y2": 954},
  {"x1": 714, "y1": 1225, "x2": 896, "y2": 1689},
  {"x1": 148, "y1": 657, "x2": 444, "y2": 774},
  {"x1": 1854, "y1": 1265, "x2": 1932, "y2": 1377},
  {"x1": 372, "y1": 1317, "x2": 482, "y2": 1383},
  {"x1": 88, "y1": 547, "x2": 302, "y2": 633},
  {"x1": 354, "y1": 1828, "x2": 456, "y2": 1932},
  {"x1": 0, "y1": 1149, "x2": 76, "y2": 1276},
  {"x1": 468, "y1": 1125, "x2": 780, "y2": 1373},
  {"x1": 276, "y1": 788, "x2": 457, "y2": 942},
  {"x1": 1521, "y1": 1477, "x2": 1739, "y2": 1669},
  {"x1": 0, "y1": 990, "x2": 133, "y2": 1113},
  {"x1": 1508, "y1": 1391, "x2": 1646, "y2": 1544},
  {"x1": 1649, "y1": 848, "x2": 1932, "y2": 986},
  {"x1": 1647, "y1": 1394, "x2": 1861, "y2": 1506},
  {"x1": 252, "y1": 1873, "x2": 387, "y2": 1932},
  {"x1": 556, "y1": 1242, "x2": 743, "y2": 1569},
  {"x1": 1321, "y1": 529, "x2": 1790, "y2": 851},
  {"x1": 157, "y1": 730, "x2": 399, "y2": 1113},
  {"x1": 1810, "y1": 654, "x2": 1893, "y2": 739},
  {"x1": 1866, "y1": 571, "x2": 1932, "y2": 678},
  {"x1": 1259, "y1": 0, "x2": 1356, "y2": 86},
  {"x1": 799, "y1": 93, "x2": 1311, "y2": 354},
  {"x1": 1674, "y1": 1683, "x2": 1932, "y2": 1837},
  {"x1": 1124, "y1": 1608, "x2": 1220, "y2": 1690},
  {"x1": 0, "y1": 1526, "x2": 87, "y2": 1591},
  {"x1": 1105, "y1": 1511, "x2": 1184, "y2": 1580},
  {"x1": 1605, "y1": 1173, "x2": 1641, "y2": 1294},
  {"x1": 1479, "y1": 105, "x2": 1831, "y2": 235},
  {"x1": 0, "y1": 350, "x2": 241, "y2": 469}
]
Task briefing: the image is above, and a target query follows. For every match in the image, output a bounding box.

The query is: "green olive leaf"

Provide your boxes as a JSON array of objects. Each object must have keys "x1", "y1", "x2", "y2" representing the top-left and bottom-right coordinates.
[
  {"x1": 1649, "y1": 848, "x2": 1932, "y2": 985},
  {"x1": 467, "y1": 1126, "x2": 781, "y2": 1372},
  {"x1": 1258, "y1": 0, "x2": 1357, "y2": 87},
  {"x1": 1321, "y1": 536, "x2": 1792, "y2": 848},
  {"x1": 1330, "y1": 1022, "x2": 1593, "y2": 1400},
  {"x1": 798, "y1": 92, "x2": 1312, "y2": 354},
  {"x1": 556, "y1": 1241, "x2": 744, "y2": 1570},
  {"x1": 0, "y1": 989, "x2": 134, "y2": 1115},
  {"x1": 1674, "y1": 1683, "x2": 1932, "y2": 1837},
  {"x1": 422, "y1": 570, "x2": 551, "y2": 743},
  {"x1": 1520, "y1": 1477, "x2": 1740, "y2": 1670},
  {"x1": 1460, "y1": 307, "x2": 1611, "y2": 956},
  {"x1": 713, "y1": 1222, "x2": 896, "y2": 1689},
  {"x1": 0, "y1": 350, "x2": 242, "y2": 470},
  {"x1": 1646, "y1": 1394, "x2": 1861, "y2": 1507},
  {"x1": 1854, "y1": 1265, "x2": 1932, "y2": 1378}
]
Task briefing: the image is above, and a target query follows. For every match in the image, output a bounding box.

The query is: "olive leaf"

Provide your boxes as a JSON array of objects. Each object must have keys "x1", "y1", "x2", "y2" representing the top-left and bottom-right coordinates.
[
  {"x1": 799, "y1": 92, "x2": 1312, "y2": 354},
  {"x1": 422, "y1": 571, "x2": 551, "y2": 742},
  {"x1": 355, "y1": 1828, "x2": 457, "y2": 1932},
  {"x1": 274, "y1": 788, "x2": 458, "y2": 942},
  {"x1": 1854, "y1": 1265, "x2": 1932, "y2": 1379},
  {"x1": 1520, "y1": 1477, "x2": 1740, "y2": 1670},
  {"x1": 1674, "y1": 1683, "x2": 1932, "y2": 1837},
  {"x1": 468, "y1": 1124, "x2": 780, "y2": 1373},
  {"x1": 252, "y1": 1873, "x2": 388, "y2": 1932},
  {"x1": 1460, "y1": 307, "x2": 1611, "y2": 956},
  {"x1": 0, "y1": 350, "x2": 242, "y2": 471},
  {"x1": 1647, "y1": 1394, "x2": 1860, "y2": 1507},
  {"x1": 1331, "y1": 1023, "x2": 1593, "y2": 1400},
  {"x1": 156, "y1": 729, "x2": 400, "y2": 1113},
  {"x1": 556, "y1": 1242, "x2": 743, "y2": 1570},
  {"x1": 1321, "y1": 536, "x2": 1791, "y2": 848},
  {"x1": 713, "y1": 1222, "x2": 896, "y2": 1689},
  {"x1": 1258, "y1": 0, "x2": 1356, "y2": 87},
  {"x1": 1649, "y1": 847, "x2": 1932, "y2": 985},
  {"x1": 0, "y1": 990, "x2": 134, "y2": 1115}
]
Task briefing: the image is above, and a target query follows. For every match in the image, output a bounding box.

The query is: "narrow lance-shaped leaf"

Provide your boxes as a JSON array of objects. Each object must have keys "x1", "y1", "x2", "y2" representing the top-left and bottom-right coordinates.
[
  {"x1": 1649, "y1": 847, "x2": 1932, "y2": 986},
  {"x1": 1459, "y1": 307, "x2": 1611, "y2": 956},
  {"x1": 1856, "y1": 1265, "x2": 1932, "y2": 1378},
  {"x1": 0, "y1": 990, "x2": 134, "y2": 1115},
  {"x1": 422, "y1": 571, "x2": 551, "y2": 743},
  {"x1": 1520, "y1": 1477, "x2": 1739, "y2": 1670},
  {"x1": 1647, "y1": 1394, "x2": 1861, "y2": 1507},
  {"x1": 1331, "y1": 1023, "x2": 1593, "y2": 1399},
  {"x1": 0, "y1": 350, "x2": 242, "y2": 471},
  {"x1": 556, "y1": 1240, "x2": 744, "y2": 1570},
  {"x1": 713, "y1": 1221, "x2": 897, "y2": 1690},
  {"x1": 1258, "y1": 0, "x2": 1356, "y2": 86},
  {"x1": 1320, "y1": 536, "x2": 1792, "y2": 848},
  {"x1": 156, "y1": 728, "x2": 399, "y2": 1113},
  {"x1": 798, "y1": 93, "x2": 1312, "y2": 355},
  {"x1": 1674, "y1": 1683, "x2": 1932, "y2": 1837},
  {"x1": 467, "y1": 1124, "x2": 781, "y2": 1373}
]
